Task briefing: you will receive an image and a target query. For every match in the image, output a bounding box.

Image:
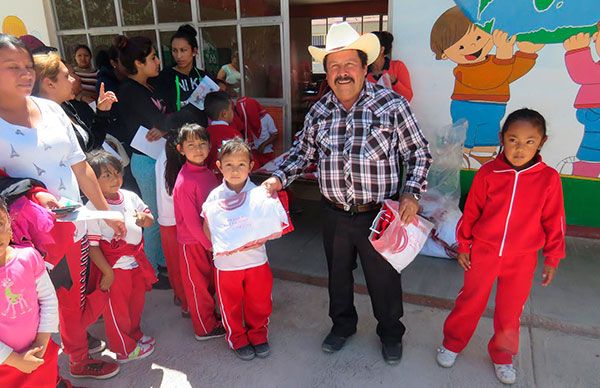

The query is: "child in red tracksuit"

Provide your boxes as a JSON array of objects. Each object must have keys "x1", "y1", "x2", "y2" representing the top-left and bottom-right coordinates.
[
  {"x1": 436, "y1": 108, "x2": 566, "y2": 385},
  {"x1": 202, "y1": 138, "x2": 274, "y2": 361},
  {"x1": 204, "y1": 91, "x2": 242, "y2": 174},
  {"x1": 86, "y1": 150, "x2": 158, "y2": 363},
  {"x1": 171, "y1": 124, "x2": 225, "y2": 341}
]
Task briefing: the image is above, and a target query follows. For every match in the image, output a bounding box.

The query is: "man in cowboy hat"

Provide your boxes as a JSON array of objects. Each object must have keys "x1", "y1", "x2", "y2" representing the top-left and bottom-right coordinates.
[{"x1": 263, "y1": 22, "x2": 431, "y2": 364}]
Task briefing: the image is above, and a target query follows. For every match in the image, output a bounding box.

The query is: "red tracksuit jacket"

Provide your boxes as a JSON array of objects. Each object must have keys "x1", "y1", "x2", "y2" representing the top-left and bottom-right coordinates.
[{"x1": 456, "y1": 154, "x2": 566, "y2": 267}]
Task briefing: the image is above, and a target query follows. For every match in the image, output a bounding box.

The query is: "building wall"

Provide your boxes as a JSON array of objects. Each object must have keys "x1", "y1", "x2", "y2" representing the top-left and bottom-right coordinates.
[
  {"x1": 1, "y1": 1, "x2": 54, "y2": 43},
  {"x1": 390, "y1": 0, "x2": 600, "y2": 227}
]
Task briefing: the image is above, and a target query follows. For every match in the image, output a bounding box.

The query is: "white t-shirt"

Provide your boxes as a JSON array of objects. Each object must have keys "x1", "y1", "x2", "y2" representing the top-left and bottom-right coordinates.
[
  {"x1": 203, "y1": 180, "x2": 286, "y2": 271},
  {"x1": 86, "y1": 189, "x2": 150, "y2": 269},
  {"x1": 254, "y1": 114, "x2": 278, "y2": 153},
  {"x1": 0, "y1": 97, "x2": 86, "y2": 203},
  {"x1": 154, "y1": 149, "x2": 175, "y2": 226}
]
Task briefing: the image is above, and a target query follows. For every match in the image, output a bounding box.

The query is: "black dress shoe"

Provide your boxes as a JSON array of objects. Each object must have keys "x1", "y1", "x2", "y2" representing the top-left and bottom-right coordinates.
[
  {"x1": 322, "y1": 332, "x2": 349, "y2": 353},
  {"x1": 381, "y1": 342, "x2": 403, "y2": 365}
]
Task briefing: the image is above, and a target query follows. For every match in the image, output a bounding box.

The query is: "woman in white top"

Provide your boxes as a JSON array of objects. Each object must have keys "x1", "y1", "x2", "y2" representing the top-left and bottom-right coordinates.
[
  {"x1": 217, "y1": 51, "x2": 242, "y2": 96},
  {"x1": 0, "y1": 33, "x2": 124, "y2": 379}
]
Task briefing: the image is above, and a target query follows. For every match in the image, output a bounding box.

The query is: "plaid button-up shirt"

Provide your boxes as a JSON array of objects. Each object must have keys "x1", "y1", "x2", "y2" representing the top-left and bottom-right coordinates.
[{"x1": 273, "y1": 82, "x2": 432, "y2": 209}]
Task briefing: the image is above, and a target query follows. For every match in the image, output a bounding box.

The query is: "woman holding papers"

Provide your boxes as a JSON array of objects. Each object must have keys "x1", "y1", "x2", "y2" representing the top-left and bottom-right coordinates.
[
  {"x1": 152, "y1": 24, "x2": 211, "y2": 121},
  {"x1": 114, "y1": 34, "x2": 169, "y2": 285}
]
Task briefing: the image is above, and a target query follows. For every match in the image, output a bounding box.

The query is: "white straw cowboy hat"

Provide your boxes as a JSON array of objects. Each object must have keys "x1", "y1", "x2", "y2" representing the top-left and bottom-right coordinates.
[{"x1": 308, "y1": 22, "x2": 380, "y2": 65}]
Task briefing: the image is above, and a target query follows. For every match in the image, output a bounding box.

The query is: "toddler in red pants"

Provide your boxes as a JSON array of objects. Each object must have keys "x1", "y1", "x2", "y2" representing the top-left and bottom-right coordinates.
[
  {"x1": 436, "y1": 108, "x2": 566, "y2": 385},
  {"x1": 86, "y1": 150, "x2": 158, "y2": 363},
  {"x1": 202, "y1": 138, "x2": 276, "y2": 361}
]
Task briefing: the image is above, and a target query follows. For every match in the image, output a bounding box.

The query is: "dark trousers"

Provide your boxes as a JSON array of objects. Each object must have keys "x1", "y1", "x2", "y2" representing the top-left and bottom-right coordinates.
[{"x1": 322, "y1": 202, "x2": 406, "y2": 344}]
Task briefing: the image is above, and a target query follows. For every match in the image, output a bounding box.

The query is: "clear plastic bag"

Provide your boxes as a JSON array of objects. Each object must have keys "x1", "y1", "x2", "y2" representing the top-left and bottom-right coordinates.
[{"x1": 419, "y1": 120, "x2": 468, "y2": 259}]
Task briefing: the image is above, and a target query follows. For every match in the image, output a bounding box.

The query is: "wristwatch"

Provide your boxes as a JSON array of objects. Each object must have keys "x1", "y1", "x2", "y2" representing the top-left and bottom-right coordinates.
[{"x1": 411, "y1": 193, "x2": 421, "y2": 201}]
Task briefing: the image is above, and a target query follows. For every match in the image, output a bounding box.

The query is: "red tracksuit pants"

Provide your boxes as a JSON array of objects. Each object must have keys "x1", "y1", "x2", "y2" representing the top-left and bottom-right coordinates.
[
  {"x1": 55, "y1": 237, "x2": 107, "y2": 363},
  {"x1": 442, "y1": 241, "x2": 538, "y2": 364},
  {"x1": 104, "y1": 267, "x2": 147, "y2": 356},
  {"x1": 160, "y1": 225, "x2": 187, "y2": 312},
  {"x1": 0, "y1": 339, "x2": 59, "y2": 388},
  {"x1": 215, "y1": 263, "x2": 273, "y2": 350},
  {"x1": 179, "y1": 243, "x2": 220, "y2": 336}
]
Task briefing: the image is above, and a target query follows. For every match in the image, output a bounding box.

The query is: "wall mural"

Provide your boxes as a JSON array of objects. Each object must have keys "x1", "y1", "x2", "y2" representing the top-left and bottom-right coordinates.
[{"x1": 430, "y1": 1, "x2": 600, "y2": 178}]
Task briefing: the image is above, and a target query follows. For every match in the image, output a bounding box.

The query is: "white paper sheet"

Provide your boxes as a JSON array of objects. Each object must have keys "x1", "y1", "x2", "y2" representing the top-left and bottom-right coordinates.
[
  {"x1": 57, "y1": 207, "x2": 124, "y2": 222},
  {"x1": 130, "y1": 125, "x2": 166, "y2": 160},
  {"x1": 185, "y1": 76, "x2": 220, "y2": 110},
  {"x1": 88, "y1": 101, "x2": 97, "y2": 112}
]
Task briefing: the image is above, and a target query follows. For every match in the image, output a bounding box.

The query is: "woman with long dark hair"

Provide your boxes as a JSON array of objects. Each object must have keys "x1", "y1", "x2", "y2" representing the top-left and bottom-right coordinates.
[
  {"x1": 151, "y1": 24, "x2": 210, "y2": 123},
  {"x1": 114, "y1": 34, "x2": 169, "y2": 285}
]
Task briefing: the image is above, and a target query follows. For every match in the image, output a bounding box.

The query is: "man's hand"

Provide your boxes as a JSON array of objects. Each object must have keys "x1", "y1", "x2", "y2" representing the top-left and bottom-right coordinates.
[
  {"x1": 517, "y1": 41, "x2": 545, "y2": 54},
  {"x1": 105, "y1": 219, "x2": 126, "y2": 240},
  {"x1": 398, "y1": 193, "x2": 419, "y2": 224},
  {"x1": 563, "y1": 32, "x2": 592, "y2": 52},
  {"x1": 100, "y1": 268, "x2": 115, "y2": 291},
  {"x1": 34, "y1": 192, "x2": 60, "y2": 210},
  {"x1": 493, "y1": 29, "x2": 516, "y2": 60},
  {"x1": 541, "y1": 265, "x2": 556, "y2": 287},
  {"x1": 262, "y1": 177, "x2": 283, "y2": 195},
  {"x1": 457, "y1": 252, "x2": 471, "y2": 271}
]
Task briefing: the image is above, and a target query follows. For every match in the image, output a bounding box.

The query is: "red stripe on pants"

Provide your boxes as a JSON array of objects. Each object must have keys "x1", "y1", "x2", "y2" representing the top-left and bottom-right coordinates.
[
  {"x1": 0, "y1": 339, "x2": 59, "y2": 388},
  {"x1": 442, "y1": 241, "x2": 537, "y2": 364},
  {"x1": 104, "y1": 267, "x2": 147, "y2": 356},
  {"x1": 215, "y1": 263, "x2": 273, "y2": 350},
  {"x1": 160, "y1": 225, "x2": 187, "y2": 311},
  {"x1": 56, "y1": 237, "x2": 106, "y2": 363},
  {"x1": 179, "y1": 243, "x2": 219, "y2": 336}
]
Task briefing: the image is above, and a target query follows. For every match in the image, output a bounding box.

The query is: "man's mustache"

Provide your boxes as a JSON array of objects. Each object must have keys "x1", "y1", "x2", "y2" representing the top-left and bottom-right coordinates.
[{"x1": 335, "y1": 76, "x2": 354, "y2": 84}]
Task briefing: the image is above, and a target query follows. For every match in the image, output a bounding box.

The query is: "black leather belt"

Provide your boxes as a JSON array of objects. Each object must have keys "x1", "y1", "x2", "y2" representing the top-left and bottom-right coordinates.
[{"x1": 323, "y1": 197, "x2": 381, "y2": 214}]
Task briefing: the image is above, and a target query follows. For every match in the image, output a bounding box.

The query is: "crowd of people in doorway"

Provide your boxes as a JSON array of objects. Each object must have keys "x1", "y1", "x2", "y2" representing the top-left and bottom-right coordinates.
[{"x1": 0, "y1": 20, "x2": 566, "y2": 388}]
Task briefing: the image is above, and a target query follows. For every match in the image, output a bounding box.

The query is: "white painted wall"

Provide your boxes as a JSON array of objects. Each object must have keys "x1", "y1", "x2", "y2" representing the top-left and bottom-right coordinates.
[
  {"x1": 0, "y1": 1, "x2": 54, "y2": 44},
  {"x1": 390, "y1": 0, "x2": 591, "y2": 171}
]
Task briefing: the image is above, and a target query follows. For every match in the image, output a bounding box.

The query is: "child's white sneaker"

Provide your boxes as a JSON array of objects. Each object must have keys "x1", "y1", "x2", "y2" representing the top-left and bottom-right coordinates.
[
  {"x1": 436, "y1": 345, "x2": 458, "y2": 368},
  {"x1": 139, "y1": 335, "x2": 156, "y2": 346},
  {"x1": 494, "y1": 363, "x2": 516, "y2": 385}
]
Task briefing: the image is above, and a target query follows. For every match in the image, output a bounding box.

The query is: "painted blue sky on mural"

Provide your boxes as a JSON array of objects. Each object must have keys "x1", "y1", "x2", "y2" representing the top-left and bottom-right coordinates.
[{"x1": 455, "y1": 0, "x2": 600, "y2": 37}]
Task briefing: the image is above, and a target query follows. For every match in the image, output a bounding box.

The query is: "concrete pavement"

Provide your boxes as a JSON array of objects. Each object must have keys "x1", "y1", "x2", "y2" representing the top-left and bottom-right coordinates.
[{"x1": 58, "y1": 279, "x2": 600, "y2": 387}]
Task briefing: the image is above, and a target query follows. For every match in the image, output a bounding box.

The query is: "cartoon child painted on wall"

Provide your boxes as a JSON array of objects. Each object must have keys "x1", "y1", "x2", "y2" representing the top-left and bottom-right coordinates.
[
  {"x1": 430, "y1": 6, "x2": 544, "y2": 168},
  {"x1": 562, "y1": 23, "x2": 600, "y2": 178}
]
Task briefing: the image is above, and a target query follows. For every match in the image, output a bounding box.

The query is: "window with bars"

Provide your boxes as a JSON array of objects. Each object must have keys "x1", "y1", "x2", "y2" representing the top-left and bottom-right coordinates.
[{"x1": 51, "y1": 0, "x2": 284, "y2": 98}]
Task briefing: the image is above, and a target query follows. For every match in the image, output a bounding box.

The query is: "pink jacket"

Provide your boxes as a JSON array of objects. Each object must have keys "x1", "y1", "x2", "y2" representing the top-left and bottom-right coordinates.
[
  {"x1": 565, "y1": 47, "x2": 600, "y2": 108},
  {"x1": 173, "y1": 161, "x2": 219, "y2": 248}
]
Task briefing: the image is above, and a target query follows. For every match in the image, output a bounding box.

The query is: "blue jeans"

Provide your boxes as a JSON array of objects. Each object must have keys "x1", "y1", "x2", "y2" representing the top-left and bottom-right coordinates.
[
  {"x1": 451, "y1": 100, "x2": 506, "y2": 148},
  {"x1": 576, "y1": 108, "x2": 600, "y2": 162},
  {"x1": 131, "y1": 153, "x2": 165, "y2": 270}
]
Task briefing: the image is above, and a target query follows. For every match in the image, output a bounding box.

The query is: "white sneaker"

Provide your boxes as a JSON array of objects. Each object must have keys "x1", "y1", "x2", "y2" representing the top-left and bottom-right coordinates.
[
  {"x1": 494, "y1": 363, "x2": 516, "y2": 385},
  {"x1": 116, "y1": 343, "x2": 155, "y2": 363},
  {"x1": 436, "y1": 345, "x2": 458, "y2": 368}
]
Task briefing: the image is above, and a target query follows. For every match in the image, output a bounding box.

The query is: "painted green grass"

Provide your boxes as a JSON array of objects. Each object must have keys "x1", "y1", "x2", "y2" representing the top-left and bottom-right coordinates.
[{"x1": 460, "y1": 170, "x2": 600, "y2": 227}]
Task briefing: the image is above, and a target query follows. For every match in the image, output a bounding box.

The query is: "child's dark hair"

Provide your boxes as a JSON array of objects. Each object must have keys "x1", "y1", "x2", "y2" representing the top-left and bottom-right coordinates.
[
  {"x1": 501, "y1": 108, "x2": 547, "y2": 137},
  {"x1": 0, "y1": 196, "x2": 8, "y2": 222},
  {"x1": 163, "y1": 112, "x2": 204, "y2": 195},
  {"x1": 86, "y1": 149, "x2": 123, "y2": 178},
  {"x1": 0, "y1": 33, "x2": 33, "y2": 61},
  {"x1": 372, "y1": 31, "x2": 394, "y2": 56},
  {"x1": 95, "y1": 49, "x2": 110, "y2": 69},
  {"x1": 164, "y1": 124, "x2": 210, "y2": 195},
  {"x1": 204, "y1": 91, "x2": 230, "y2": 121},
  {"x1": 114, "y1": 35, "x2": 154, "y2": 75},
  {"x1": 218, "y1": 137, "x2": 252, "y2": 161},
  {"x1": 171, "y1": 24, "x2": 198, "y2": 51}
]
